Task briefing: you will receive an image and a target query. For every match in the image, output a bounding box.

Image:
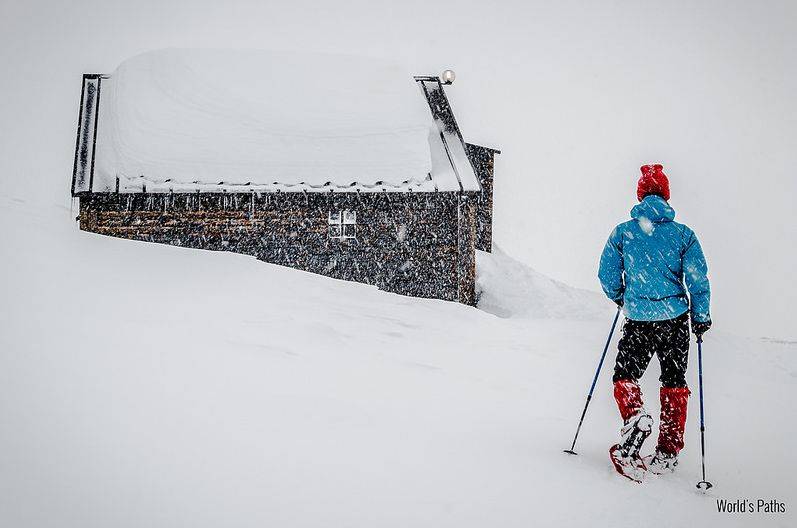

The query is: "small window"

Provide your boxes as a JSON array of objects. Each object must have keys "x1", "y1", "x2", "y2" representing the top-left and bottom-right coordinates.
[{"x1": 329, "y1": 209, "x2": 356, "y2": 240}]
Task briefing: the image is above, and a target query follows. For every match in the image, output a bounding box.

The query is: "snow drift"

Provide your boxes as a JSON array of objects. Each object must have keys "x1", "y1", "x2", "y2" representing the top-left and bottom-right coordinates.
[
  {"x1": 476, "y1": 245, "x2": 606, "y2": 319},
  {"x1": 93, "y1": 49, "x2": 436, "y2": 191}
]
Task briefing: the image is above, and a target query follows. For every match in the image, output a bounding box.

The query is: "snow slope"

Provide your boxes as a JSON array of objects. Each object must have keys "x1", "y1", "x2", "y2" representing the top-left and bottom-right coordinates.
[{"x1": 1, "y1": 197, "x2": 794, "y2": 527}]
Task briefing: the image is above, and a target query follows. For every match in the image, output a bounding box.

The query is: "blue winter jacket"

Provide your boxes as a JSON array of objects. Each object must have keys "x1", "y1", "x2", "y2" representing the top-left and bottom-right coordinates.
[{"x1": 598, "y1": 195, "x2": 711, "y2": 322}]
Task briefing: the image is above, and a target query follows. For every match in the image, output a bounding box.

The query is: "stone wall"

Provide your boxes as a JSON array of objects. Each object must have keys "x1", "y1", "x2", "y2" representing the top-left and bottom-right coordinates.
[
  {"x1": 456, "y1": 194, "x2": 478, "y2": 305},
  {"x1": 79, "y1": 191, "x2": 479, "y2": 304},
  {"x1": 465, "y1": 143, "x2": 497, "y2": 252}
]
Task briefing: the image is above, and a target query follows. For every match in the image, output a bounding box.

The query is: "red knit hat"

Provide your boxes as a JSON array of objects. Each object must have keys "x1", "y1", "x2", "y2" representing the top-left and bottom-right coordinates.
[{"x1": 637, "y1": 164, "x2": 670, "y2": 201}]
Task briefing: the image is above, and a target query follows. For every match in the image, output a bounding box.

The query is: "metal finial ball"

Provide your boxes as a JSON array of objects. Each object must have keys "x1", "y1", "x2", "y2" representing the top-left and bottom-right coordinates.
[{"x1": 441, "y1": 70, "x2": 456, "y2": 85}]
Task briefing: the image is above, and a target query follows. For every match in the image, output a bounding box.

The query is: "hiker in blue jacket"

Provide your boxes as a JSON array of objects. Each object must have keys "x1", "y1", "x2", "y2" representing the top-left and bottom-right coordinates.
[{"x1": 599, "y1": 164, "x2": 711, "y2": 476}]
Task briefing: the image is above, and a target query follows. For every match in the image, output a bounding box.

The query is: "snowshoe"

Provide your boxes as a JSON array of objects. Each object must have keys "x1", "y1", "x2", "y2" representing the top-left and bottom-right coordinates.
[
  {"x1": 609, "y1": 444, "x2": 647, "y2": 482},
  {"x1": 619, "y1": 411, "x2": 654, "y2": 456},
  {"x1": 609, "y1": 411, "x2": 653, "y2": 482},
  {"x1": 645, "y1": 450, "x2": 679, "y2": 475}
]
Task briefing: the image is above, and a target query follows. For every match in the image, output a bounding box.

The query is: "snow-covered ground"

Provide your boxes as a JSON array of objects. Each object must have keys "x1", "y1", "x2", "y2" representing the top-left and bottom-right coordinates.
[{"x1": 1, "y1": 196, "x2": 794, "y2": 527}]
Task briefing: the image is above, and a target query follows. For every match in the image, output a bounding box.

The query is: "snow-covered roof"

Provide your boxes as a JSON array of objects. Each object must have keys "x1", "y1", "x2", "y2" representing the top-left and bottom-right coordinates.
[{"x1": 73, "y1": 49, "x2": 481, "y2": 194}]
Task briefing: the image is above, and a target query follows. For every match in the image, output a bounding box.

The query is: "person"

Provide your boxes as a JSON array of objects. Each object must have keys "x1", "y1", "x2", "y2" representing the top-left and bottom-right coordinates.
[{"x1": 598, "y1": 164, "x2": 711, "y2": 476}]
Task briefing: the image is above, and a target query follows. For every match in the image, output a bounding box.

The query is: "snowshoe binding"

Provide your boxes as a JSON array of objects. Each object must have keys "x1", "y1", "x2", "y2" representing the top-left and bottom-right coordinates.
[
  {"x1": 609, "y1": 411, "x2": 654, "y2": 483},
  {"x1": 645, "y1": 449, "x2": 679, "y2": 475}
]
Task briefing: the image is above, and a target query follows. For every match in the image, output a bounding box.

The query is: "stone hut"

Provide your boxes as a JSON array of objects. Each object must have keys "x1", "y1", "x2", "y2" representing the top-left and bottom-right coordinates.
[{"x1": 71, "y1": 50, "x2": 499, "y2": 304}]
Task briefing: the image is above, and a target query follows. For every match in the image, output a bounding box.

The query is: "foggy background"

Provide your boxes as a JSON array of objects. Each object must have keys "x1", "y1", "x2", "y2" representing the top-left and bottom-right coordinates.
[{"x1": 1, "y1": 0, "x2": 794, "y2": 339}]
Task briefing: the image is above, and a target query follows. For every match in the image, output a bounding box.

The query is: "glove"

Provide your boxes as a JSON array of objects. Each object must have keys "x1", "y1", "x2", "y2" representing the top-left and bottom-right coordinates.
[
  {"x1": 612, "y1": 292, "x2": 624, "y2": 307},
  {"x1": 692, "y1": 320, "x2": 712, "y2": 338}
]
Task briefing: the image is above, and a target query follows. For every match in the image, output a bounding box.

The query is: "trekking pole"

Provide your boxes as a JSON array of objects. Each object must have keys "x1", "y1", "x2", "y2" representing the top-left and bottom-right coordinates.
[
  {"x1": 564, "y1": 305, "x2": 621, "y2": 455},
  {"x1": 696, "y1": 335, "x2": 713, "y2": 490}
]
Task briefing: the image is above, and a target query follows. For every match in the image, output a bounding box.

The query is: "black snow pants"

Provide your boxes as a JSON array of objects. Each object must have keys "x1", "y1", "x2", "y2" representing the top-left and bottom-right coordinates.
[{"x1": 612, "y1": 312, "x2": 690, "y2": 388}]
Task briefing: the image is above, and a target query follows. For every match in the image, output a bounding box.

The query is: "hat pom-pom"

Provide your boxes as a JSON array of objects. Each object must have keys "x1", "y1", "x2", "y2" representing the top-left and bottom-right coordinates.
[{"x1": 640, "y1": 164, "x2": 664, "y2": 177}]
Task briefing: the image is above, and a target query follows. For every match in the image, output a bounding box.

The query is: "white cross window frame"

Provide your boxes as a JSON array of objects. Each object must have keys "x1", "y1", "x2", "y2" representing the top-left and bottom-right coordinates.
[{"x1": 328, "y1": 210, "x2": 356, "y2": 240}]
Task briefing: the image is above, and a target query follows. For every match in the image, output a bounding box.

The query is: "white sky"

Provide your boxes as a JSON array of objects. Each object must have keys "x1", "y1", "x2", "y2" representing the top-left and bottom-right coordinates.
[{"x1": 1, "y1": 0, "x2": 794, "y2": 338}]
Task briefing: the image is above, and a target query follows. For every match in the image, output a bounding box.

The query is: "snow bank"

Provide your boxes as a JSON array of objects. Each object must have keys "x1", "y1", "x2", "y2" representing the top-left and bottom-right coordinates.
[
  {"x1": 93, "y1": 49, "x2": 436, "y2": 191},
  {"x1": 476, "y1": 245, "x2": 609, "y2": 320}
]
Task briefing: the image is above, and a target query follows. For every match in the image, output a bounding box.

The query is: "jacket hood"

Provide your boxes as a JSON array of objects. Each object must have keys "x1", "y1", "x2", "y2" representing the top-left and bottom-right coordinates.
[{"x1": 631, "y1": 195, "x2": 675, "y2": 223}]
